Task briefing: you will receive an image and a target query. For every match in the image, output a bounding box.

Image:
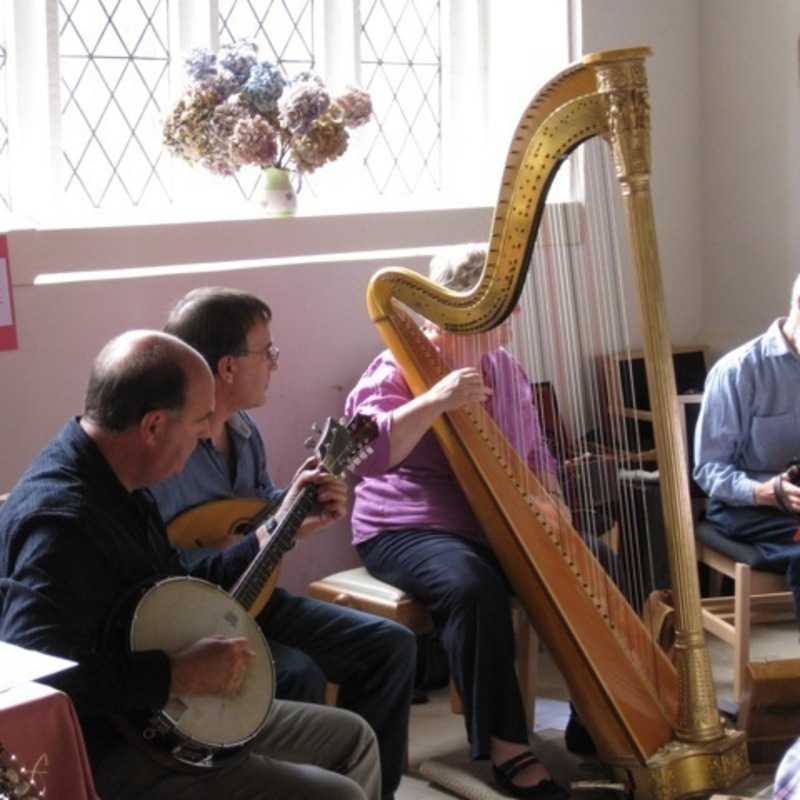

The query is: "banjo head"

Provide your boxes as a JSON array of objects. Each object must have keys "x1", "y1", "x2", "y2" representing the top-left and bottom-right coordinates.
[{"x1": 130, "y1": 576, "x2": 275, "y2": 748}]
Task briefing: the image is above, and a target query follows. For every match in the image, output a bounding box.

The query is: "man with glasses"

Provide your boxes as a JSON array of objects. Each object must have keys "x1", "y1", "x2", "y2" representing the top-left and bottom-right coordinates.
[{"x1": 150, "y1": 287, "x2": 415, "y2": 800}]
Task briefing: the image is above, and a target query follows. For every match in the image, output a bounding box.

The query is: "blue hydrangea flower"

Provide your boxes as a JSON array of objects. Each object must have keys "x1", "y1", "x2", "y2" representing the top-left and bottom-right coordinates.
[
  {"x1": 242, "y1": 61, "x2": 287, "y2": 114},
  {"x1": 184, "y1": 48, "x2": 218, "y2": 82},
  {"x1": 219, "y1": 40, "x2": 258, "y2": 85}
]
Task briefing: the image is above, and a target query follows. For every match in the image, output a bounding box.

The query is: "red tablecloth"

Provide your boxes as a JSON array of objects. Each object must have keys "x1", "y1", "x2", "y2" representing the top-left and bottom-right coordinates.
[{"x1": 0, "y1": 681, "x2": 99, "y2": 799}]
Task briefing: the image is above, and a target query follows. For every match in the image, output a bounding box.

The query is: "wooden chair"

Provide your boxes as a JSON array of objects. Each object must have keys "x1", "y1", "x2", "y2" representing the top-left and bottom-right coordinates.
[
  {"x1": 695, "y1": 518, "x2": 796, "y2": 701},
  {"x1": 307, "y1": 566, "x2": 539, "y2": 728}
]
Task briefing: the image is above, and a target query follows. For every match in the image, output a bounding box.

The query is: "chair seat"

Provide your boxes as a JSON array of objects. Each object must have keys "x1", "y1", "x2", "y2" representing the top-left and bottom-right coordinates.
[
  {"x1": 695, "y1": 517, "x2": 794, "y2": 703},
  {"x1": 308, "y1": 566, "x2": 434, "y2": 632},
  {"x1": 309, "y1": 566, "x2": 414, "y2": 603},
  {"x1": 696, "y1": 519, "x2": 787, "y2": 572}
]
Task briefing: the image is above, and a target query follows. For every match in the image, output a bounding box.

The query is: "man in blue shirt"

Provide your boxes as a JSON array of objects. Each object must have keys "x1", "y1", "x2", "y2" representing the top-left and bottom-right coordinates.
[
  {"x1": 149, "y1": 287, "x2": 415, "y2": 800},
  {"x1": 694, "y1": 275, "x2": 800, "y2": 619}
]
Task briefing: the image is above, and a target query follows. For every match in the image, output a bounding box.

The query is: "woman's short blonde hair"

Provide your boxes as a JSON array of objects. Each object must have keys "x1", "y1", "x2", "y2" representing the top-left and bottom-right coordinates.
[{"x1": 428, "y1": 243, "x2": 487, "y2": 292}]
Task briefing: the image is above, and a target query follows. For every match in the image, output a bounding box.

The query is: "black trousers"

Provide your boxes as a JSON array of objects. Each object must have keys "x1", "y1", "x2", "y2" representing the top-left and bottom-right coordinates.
[
  {"x1": 258, "y1": 588, "x2": 416, "y2": 798},
  {"x1": 358, "y1": 530, "x2": 528, "y2": 760}
]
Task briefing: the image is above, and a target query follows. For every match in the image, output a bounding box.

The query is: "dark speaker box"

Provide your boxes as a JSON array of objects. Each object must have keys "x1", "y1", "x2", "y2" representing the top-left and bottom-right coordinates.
[{"x1": 615, "y1": 347, "x2": 707, "y2": 411}]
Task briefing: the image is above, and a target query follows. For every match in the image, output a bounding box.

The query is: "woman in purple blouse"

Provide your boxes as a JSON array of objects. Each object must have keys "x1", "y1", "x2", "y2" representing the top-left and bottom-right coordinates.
[{"x1": 345, "y1": 245, "x2": 572, "y2": 800}]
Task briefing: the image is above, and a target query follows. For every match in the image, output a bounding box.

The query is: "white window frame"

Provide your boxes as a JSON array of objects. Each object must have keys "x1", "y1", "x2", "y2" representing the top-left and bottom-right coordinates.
[{"x1": 0, "y1": 0, "x2": 572, "y2": 286}]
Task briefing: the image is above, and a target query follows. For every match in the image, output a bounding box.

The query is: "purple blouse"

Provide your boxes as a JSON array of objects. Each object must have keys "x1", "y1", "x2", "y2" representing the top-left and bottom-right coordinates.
[{"x1": 344, "y1": 347, "x2": 558, "y2": 545}]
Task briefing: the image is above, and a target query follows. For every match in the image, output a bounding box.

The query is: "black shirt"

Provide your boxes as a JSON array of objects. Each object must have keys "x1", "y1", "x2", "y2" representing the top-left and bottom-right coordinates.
[{"x1": 0, "y1": 418, "x2": 259, "y2": 767}]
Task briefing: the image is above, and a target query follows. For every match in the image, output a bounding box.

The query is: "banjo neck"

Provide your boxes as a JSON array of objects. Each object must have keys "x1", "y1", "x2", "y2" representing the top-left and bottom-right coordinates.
[{"x1": 231, "y1": 483, "x2": 318, "y2": 612}]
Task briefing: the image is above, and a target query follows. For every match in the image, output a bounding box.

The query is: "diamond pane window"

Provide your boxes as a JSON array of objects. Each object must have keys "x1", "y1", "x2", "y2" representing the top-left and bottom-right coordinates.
[
  {"x1": 0, "y1": 10, "x2": 9, "y2": 211},
  {"x1": 219, "y1": 0, "x2": 315, "y2": 201},
  {"x1": 219, "y1": 0, "x2": 315, "y2": 75},
  {"x1": 361, "y1": 0, "x2": 441, "y2": 195},
  {"x1": 59, "y1": 0, "x2": 172, "y2": 209}
]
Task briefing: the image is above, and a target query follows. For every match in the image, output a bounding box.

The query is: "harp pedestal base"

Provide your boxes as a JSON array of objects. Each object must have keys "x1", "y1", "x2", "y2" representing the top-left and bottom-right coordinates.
[{"x1": 617, "y1": 728, "x2": 748, "y2": 800}]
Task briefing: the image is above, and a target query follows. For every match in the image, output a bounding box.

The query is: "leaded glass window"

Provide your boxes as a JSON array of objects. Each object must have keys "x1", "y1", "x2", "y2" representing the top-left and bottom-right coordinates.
[
  {"x1": 360, "y1": 0, "x2": 441, "y2": 194},
  {"x1": 218, "y1": 0, "x2": 316, "y2": 200},
  {"x1": 59, "y1": 0, "x2": 172, "y2": 209},
  {"x1": 219, "y1": 0, "x2": 315, "y2": 76}
]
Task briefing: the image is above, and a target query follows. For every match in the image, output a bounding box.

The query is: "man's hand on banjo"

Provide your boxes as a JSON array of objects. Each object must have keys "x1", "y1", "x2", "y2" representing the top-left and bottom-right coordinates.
[{"x1": 169, "y1": 635, "x2": 255, "y2": 697}]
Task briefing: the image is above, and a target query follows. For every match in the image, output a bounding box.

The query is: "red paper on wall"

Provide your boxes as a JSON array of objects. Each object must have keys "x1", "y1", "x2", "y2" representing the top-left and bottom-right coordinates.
[{"x1": 0, "y1": 233, "x2": 18, "y2": 351}]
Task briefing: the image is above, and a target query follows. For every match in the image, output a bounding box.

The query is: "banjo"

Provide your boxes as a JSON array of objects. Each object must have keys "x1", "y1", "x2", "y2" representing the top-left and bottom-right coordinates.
[{"x1": 118, "y1": 414, "x2": 377, "y2": 771}]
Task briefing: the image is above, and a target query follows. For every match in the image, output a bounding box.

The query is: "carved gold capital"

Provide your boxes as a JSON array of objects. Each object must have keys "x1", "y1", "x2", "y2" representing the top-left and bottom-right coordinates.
[{"x1": 594, "y1": 60, "x2": 651, "y2": 179}]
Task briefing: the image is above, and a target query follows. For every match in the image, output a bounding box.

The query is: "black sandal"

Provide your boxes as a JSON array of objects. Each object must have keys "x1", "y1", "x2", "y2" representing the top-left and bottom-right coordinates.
[{"x1": 492, "y1": 751, "x2": 569, "y2": 799}]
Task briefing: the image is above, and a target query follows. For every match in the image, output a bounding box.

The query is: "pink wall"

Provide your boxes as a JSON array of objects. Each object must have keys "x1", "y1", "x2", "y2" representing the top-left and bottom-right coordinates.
[
  {"x1": 0, "y1": 193, "x2": 494, "y2": 591},
  {"x1": 0, "y1": 224, "x2": 486, "y2": 592}
]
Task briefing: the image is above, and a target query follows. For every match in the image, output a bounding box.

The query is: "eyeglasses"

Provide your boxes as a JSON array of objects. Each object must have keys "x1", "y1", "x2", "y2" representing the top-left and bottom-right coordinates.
[{"x1": 238, "y1": 344, "x2": 280, "y2": 364}]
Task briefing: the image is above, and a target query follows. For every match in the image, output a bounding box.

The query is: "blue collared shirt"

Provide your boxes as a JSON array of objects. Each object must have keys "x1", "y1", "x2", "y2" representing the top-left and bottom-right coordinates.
[
  {"x1": 775, "y1": 736, "x2": 800, "y2": 799},
  {"x1": 150, "y1": 411, "x2": 284, "y2": 524},
  {"x1": 693, "y1": 318, "x2": 800, "y2": 505}
]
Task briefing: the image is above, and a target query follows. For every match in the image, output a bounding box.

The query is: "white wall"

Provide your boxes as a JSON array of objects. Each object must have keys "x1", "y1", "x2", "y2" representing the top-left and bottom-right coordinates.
[
  {"x1": 580, "y1": 0, "x2": 705, "y2": 348},
  {"x1": 699, "y1": 0, "x2": 800, "y2": 359}
]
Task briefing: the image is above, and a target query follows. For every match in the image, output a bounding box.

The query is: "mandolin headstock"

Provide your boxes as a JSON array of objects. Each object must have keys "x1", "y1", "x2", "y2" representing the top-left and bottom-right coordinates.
[{"x1": 311, "y1": 414, "x2": 378, "y2": 476}]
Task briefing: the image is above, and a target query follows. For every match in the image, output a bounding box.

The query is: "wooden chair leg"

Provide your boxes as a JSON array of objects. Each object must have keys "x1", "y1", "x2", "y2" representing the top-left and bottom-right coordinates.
[
  {"x1": 733, "y1": 562, "x2": 752, "y2": 702},
  {"x1": 449, "y1": 680, "x2": 464, "y2": 714},
  {"x1": 323, "y1": 682, "x2": 339, "y2": 707}
]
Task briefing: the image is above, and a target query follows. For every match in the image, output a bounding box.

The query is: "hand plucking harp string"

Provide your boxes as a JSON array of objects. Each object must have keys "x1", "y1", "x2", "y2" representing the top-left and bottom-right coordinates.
[
  {"x1": 169, "y1": 635, "x2": 256, "y2": 697},
  {"x1": 430, "y1": 367, "x2": 493, "y2": 411},
  {"x1": 385, "y1": 367, "x2": 493, "y2": 469}
]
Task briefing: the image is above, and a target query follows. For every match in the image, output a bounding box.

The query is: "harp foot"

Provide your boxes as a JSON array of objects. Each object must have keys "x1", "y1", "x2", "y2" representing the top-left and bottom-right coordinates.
[{"x1": 618, "y1": 727, "x2": 749, "y2": 800}]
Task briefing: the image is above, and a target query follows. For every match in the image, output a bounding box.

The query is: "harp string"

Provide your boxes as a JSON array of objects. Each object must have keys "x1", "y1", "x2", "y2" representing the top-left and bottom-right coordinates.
[
  {"x1": 416, "y1": 140, "x2": 670, "y2": 685},
  {"x1": 479, "y1": 138, "x2": 668, "y2": 671},
  {"x1": 582, "y1": 137, "x2": 665, "y2": 674}
]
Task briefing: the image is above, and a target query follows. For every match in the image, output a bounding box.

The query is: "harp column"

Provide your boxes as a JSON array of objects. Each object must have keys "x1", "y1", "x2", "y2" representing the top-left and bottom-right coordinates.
[{"x1": 589, "y1": 51, "x2": 723, "y2": 745}]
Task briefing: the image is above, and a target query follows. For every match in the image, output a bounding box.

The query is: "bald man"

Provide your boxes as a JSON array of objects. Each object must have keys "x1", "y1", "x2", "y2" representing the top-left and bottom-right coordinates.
[{"x1": 0, "y1": 331, "x2": 380, "y2": 800}]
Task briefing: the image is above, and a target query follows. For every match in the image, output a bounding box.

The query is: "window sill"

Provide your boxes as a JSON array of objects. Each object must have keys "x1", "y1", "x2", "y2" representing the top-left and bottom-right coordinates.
[
  {"x1": 13, "y1": 189, "x2": 495, "y2": 231},
  {"x1": 5, "y1": 197, "x2": 496, "y2": 287}
]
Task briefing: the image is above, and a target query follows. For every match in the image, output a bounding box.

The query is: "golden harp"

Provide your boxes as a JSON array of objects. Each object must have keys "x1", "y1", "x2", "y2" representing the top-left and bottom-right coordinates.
[{"x1": 365, "y1": 48, "x2": 748, "y2": 799}]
